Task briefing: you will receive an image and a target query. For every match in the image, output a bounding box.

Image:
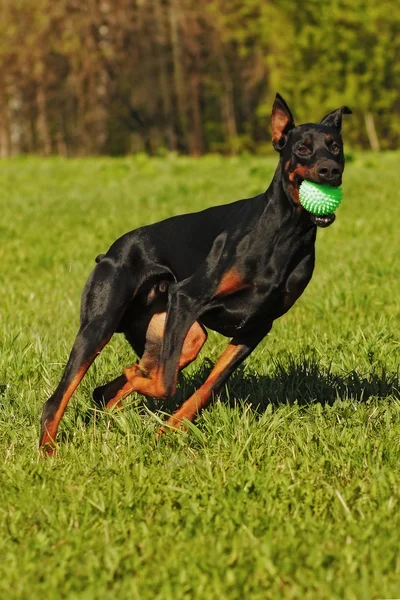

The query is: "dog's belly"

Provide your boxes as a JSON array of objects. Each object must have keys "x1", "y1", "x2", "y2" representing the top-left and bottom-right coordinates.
[
  {"x1": 200, "y1": 309, "x2": 253, "y2": 337},
  {"x1": 199, "y1": 270, "x2": 311, "y2": 337},
  {"x1": 199, "y1": 291, "x2": 276, "y2": 337}
]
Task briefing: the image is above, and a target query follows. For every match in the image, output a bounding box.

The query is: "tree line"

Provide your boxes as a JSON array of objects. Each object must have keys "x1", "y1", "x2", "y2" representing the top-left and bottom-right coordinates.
[{"x1": 0, "y1": 0, "x2": 399, "y2": 156}]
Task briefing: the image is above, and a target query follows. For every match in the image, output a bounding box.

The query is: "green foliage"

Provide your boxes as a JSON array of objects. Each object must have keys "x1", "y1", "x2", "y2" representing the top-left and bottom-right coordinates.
[
  {"x1": 0, "y1": 0, "x2": 399, "y2": 154},
  {"x1": 0, "y1": 155, "x2": 400, "y2": 598},
  {"x1": 274, "y1": 0, "x2": 400, "y2": 148}
]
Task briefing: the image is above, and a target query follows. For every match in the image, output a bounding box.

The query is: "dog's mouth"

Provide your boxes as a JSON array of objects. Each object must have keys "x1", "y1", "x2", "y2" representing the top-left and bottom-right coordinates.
[
  {"x1": 293, "y1": 173, "x2": 339, "y2": 228},
  {"x1": 309, "y1": 213, "x2": 336, "y2": 227}
]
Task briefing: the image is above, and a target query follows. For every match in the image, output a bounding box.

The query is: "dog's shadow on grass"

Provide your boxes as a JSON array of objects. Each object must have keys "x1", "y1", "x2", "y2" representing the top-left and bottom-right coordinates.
[
  {"x1": 64, "y1": 358, "x2": 399, "y2": 441},
  {"x1": 142, "y1": 357, "x2": 399, "y2": 417}
]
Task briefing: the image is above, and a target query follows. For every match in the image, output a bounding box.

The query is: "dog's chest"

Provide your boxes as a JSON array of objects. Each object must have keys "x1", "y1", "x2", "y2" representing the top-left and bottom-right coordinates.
[{"x1": 201, "y1": 254, "x2": 313, "y2": 336}]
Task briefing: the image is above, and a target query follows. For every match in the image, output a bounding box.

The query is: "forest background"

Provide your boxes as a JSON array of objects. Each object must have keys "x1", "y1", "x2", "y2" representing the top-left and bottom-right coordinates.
[{"x1": 0, "y1": 0, "x2": 399, "y2": 157}]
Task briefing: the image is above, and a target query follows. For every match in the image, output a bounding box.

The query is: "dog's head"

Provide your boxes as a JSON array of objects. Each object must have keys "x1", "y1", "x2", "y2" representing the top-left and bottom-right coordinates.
[{"x1": 271, "y1": 93, "x2": 351, "y2": 227}]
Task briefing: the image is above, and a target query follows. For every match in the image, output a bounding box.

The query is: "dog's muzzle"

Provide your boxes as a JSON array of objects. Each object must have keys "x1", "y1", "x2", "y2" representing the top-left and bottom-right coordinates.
[{"x1": 310, "y1": 213, "x2": 336, "y2": 228}]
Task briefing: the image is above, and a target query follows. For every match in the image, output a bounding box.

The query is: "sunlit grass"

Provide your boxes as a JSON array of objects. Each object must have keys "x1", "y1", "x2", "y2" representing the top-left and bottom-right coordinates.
[{"x1": 0, "y1": 153, "x2": 399, "y2": 599}]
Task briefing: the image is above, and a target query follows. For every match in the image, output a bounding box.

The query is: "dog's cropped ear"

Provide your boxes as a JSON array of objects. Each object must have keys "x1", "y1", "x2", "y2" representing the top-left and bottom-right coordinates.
[
  {"x1": 271, "y1": 93, "x2": 295, "y2": 152},
  {"x1": 320, "y1": 106, "x2": 352, "y2": 132}
]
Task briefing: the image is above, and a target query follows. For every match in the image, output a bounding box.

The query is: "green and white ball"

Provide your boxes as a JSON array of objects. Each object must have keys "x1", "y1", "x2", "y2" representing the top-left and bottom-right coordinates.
[{"x1": 299, "y1": 180, "x2": 343, "y2": 215}]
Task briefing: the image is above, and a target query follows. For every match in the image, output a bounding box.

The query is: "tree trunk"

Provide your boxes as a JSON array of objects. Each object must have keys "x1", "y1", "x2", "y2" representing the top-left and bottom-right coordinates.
[
  {"x1": 188, "y1": 70, "x2": 203, "y2": 155},
  {"x1": 364, "y1": 112, "x2": 380, "y2": 151},
  {"x1": 36, "y1": 85, "x2": 52, "y2": 155},
  {"x1": 56, "y1": 130, "x2": 68, "y2": 156},
  {"x1": 154, "y1": 0, "x2": 177, "y2": 151},
  {"x1": 0, "y1": 90, "x2": 10, "y2": 157},
  {"x1": 218, "y1": 49, "x2": 238, "y2": 154},
  {"x1": 169, "y1": 0, "x2": 188, "y2": 151}
]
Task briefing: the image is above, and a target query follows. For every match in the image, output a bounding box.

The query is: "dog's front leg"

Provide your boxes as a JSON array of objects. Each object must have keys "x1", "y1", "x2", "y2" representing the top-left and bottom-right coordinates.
[
  {"x1": 159, "y1": 285, "x2": 203, "y2": 398},
  {"x1": 159, "y1": 323, "x2": 272, "y2": 434}
]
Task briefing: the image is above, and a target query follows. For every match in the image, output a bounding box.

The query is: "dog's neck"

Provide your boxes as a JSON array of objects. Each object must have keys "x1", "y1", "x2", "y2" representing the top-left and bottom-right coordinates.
[{"x1": 263, "y1": 161, "x2": 316, "y2": 234}]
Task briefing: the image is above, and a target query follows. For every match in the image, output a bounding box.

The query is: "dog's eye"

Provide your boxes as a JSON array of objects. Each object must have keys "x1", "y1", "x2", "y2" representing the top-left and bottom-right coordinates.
[
  {"x1": 297, "y1": 145, "x2": 311, "y2": 156},
  {"x1": 331, "y1": 143, "x2": 340, "y2": 154}
]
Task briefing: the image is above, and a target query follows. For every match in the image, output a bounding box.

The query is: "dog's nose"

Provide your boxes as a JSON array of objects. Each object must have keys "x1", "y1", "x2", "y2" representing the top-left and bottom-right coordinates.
[{"x1": 317, "y1": 161, "x2": 341, "y2": 183}]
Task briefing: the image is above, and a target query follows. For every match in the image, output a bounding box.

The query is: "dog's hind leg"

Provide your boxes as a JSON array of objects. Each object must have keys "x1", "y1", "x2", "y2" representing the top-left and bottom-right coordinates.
[
  {"x1": 39, "y1": 259, "x2": 138, "y2": 454},
  {"x1": 93, "y1": 312, "x2": 207, "y2": 410}
]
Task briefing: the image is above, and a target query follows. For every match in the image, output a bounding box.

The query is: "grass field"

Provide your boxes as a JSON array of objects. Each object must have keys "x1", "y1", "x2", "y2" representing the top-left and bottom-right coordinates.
[{"x1": 0, "y1": 153, "x2": 399, "y2": 600}]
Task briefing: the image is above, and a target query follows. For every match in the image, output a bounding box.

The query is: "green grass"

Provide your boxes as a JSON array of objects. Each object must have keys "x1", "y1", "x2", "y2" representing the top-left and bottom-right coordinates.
[{"x1": 0, "y1": 153, "x2": 399, "y2": 600}]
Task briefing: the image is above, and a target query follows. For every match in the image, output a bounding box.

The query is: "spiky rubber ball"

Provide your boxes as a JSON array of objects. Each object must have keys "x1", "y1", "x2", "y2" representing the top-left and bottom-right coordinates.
[{"x1": 299, "y1": 180, "x2": 342, "y2": 215}]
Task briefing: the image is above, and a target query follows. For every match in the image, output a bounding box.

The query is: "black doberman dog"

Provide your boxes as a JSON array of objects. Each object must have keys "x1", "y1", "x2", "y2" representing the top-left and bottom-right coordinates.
[{"x1": 40, "y1": 94, "x2": 351, "y2": 453}]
